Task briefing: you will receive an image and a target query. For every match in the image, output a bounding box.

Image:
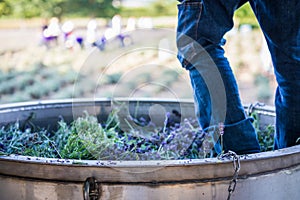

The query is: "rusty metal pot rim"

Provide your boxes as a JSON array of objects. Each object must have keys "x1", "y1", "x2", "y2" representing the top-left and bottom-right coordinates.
[
  {"x1": 0, "y1": 144, "x2": 299, "y2": 166},
  {"x1": 1, "y1": 98, "x2": 298, "y2": 183},
  {"x1": 0, "y1": 97, "x2": 275, "y2": 112},
  {"x1": 0, "y1": 145, "x2": 299, "y2": 183}
]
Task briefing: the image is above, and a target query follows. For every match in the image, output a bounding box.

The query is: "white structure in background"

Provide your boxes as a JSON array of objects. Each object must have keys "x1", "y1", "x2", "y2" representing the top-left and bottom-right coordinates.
[
  {"x1": 158, "y1": 38, "x2": 173, "y2": 61},
  {"x1": 86, "y1": 19, "x2": 98, "y2": 47},
  {"x1": 239, "y1": 24, "x2": 252, "y2": 34},
  {"x1": 260, "y1": 38, "x2": 273, "y2": 73},
  {"x1": 137, "y1": 17, "x2": 153, "y2": 29},
  {"x1": 112, "y1": 15, "x2": 122, "y2": 36},
  {"x1": 125, "y1": 17, "x2": 136, "y2": 32}
]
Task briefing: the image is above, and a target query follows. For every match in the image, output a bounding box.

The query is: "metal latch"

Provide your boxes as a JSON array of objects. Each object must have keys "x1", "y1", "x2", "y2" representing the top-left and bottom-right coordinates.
[{"x1": 83, "y1": 177, "x2": 101, "y2": 200}]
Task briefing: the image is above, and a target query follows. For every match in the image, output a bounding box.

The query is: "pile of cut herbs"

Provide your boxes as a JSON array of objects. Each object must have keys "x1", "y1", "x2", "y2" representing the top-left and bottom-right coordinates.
[{"x1": 0, "y1": 108, "x2": 275, "y2": 160}]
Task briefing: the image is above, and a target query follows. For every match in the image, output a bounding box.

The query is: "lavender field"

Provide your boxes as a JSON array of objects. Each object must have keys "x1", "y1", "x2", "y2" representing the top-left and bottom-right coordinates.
[{"x1": 0, "y1": 18, "x2": 276, "y2": 106}]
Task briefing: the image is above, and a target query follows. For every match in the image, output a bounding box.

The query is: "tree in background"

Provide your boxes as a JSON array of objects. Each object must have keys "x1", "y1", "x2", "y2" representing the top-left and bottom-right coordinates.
[
  {"x1": 1, "y1": 0, "x2": 118, "y2": 19},
  {"x1": 149, "y1": 0, "x2": 177, "y2": 16},
  {"x1": 0, "y1": 0, "x2": 12, "y2": 16},
  {"x1": 62, "y1": 0, "x2": 119, "y2": 18},
  {"x1": 2, "y1": 0, "x2": 64, "y2": 18},
  {"x1": 1, "y1": 0, "x2": 256, "y2": 28},
  {"x1": 234, "y1": 2, "x2": 259, "y2": 28},
  {"x1": 118, "y1": 0, "x2": 177, "y2": 17}
]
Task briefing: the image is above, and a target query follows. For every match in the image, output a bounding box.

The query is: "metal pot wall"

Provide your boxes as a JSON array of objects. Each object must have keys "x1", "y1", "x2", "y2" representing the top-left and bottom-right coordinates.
[{"x1": 0, "y1": 99, "x2": 299, "y2": 200}]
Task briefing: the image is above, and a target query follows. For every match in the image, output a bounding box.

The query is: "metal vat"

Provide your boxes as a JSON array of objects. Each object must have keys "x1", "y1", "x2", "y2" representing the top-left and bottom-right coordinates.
[{"x1": 0, "y1": 99, "x2": 299, "y2": 200}]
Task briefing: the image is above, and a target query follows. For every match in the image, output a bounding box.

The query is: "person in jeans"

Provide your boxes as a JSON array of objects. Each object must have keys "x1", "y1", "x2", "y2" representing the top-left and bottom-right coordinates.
[{"x1": 176, "y1": 0, "x2": 300, "y2": 154}]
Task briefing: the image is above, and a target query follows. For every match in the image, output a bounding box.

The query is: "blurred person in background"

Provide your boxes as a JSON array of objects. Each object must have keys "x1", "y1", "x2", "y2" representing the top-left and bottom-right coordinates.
[{"x1": 86, "y1": 18, "x2": 98, "y2": 48}]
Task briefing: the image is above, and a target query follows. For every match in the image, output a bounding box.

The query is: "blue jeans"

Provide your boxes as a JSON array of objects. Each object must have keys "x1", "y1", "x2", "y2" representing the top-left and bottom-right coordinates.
[{"x1": 176, "y1": 0, "x2": 300, "y2": 154}]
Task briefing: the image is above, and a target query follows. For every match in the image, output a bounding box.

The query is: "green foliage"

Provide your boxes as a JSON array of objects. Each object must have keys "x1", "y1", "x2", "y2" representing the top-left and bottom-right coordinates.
[
  {"x1": 62, "y1": 0, "x2": 119, "y2": 18},
  {"x1": 0, "y1": 63, "x2": 82, "y2": 103},
  {"x1": 0, "y1": 122, "x2": 59, "y2": 158},
  {"x1": 105, "y1": 72, "x2": 122, "y2": 84},
  {"x1": 60, "y1": 112, "x2": 119, "y2": 160},
  {"x1": 119, "y1": 7, "x2": 148, "y2": 18},
  {"x1": 1, "y1": 0, "x2": 258, "y2": 24},
  {"x1": 6, "y1": 0, "x2": 64, "y2": 18},
  {"x1": 149, "y1": 0, "x2": 177, "y2": 16},
  {"x1": 161, "y1": 69, "x2": 179, "y2": 86},
  {"x1": 119, "y1": 0, "x2": 177, "y2": 17},
  {"x1": 0, "y1": 0, "x2": 12, "y2": 16},
  {"x1": 0, "y1": 108, "x2": 278, "y2": 161},
  {"x1": 4, "y1": 0, "x2": 118, "y2": 18},
  {"x1": 235, "y1": 2, "x2": 259, "y2": 28},
  {"x1": 251, "y1": 112, "x2": 275, "y2": 152},
  {"x1": 254, "y1": 74, "x2": 272, "y2": 102},
  {"x1": 0, "y1": 109, "x2": 201, "y2": 160},
  {"x1": 2, "y1": 0, "x2": 177, "y2": 18}
]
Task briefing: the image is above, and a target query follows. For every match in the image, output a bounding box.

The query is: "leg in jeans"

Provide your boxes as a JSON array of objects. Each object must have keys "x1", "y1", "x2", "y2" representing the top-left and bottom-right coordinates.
[
  {"x1": 249, "y1": 0, "x2": 300, "y2": 149},
  {"x1": 176, "y1": 0, "x2": 260, "y2": 154}
]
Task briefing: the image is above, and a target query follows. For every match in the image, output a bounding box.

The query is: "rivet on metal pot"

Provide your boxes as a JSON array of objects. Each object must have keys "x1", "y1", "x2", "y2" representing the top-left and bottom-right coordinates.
[{"x1": 83, "y1": 177, "x2": 100, "y2": 200}]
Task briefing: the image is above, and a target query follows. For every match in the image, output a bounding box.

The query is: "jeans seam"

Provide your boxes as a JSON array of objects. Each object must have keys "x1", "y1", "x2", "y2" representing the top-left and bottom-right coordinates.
[
  {"x1": 179, "y1": 1, "x2": 203, "y2": 41},
  {"x1": 195, "y1": 4, "x2": 202, "y2": 41}
]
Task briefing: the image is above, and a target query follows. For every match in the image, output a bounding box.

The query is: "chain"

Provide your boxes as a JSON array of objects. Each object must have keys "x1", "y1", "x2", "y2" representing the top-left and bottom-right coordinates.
[
  {"x1": 247, "y1": 102, "x2": 265, "y2": 116},
  {"x1": 219, "y1": 150, "x2": 241, "y2": 200},
  {"x1": 219, "y1": 123, "x2": 225, "y2": 152}
]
